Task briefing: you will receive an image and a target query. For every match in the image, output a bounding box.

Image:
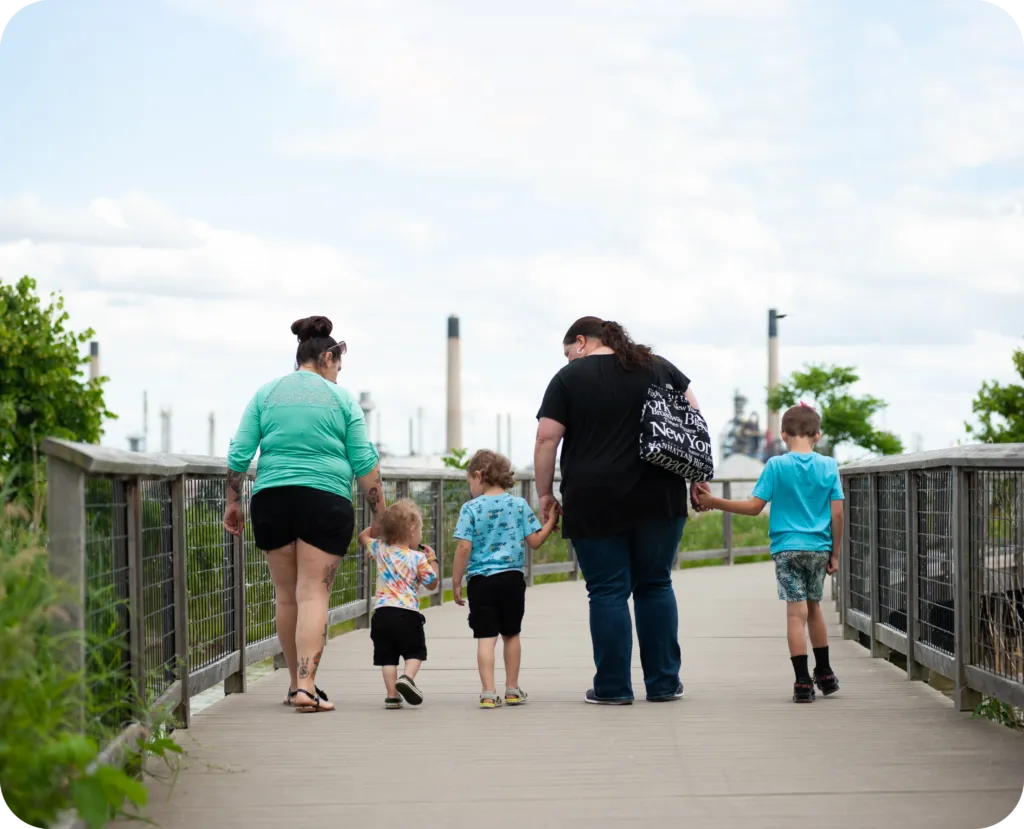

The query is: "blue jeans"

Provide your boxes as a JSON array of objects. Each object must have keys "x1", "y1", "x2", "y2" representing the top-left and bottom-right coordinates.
[{"x1": 572, "y1": 517, "x2": 685, "y2": 701}]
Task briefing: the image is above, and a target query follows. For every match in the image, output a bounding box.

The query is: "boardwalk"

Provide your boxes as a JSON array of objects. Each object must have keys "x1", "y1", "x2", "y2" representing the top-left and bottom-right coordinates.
[{"x1": 138, "y1": 562, "x2": 1024, "y2": 829}]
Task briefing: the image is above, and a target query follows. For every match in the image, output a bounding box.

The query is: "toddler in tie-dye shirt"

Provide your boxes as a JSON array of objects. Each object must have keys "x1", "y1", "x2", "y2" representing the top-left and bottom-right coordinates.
[{"x1": 358, "y1": 499, "x2": 439, "y2": 709}]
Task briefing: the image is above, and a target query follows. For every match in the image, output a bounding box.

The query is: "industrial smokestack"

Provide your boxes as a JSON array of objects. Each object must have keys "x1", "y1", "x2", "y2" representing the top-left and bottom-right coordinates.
[
  {"x1": 766, "y1": 309, "x2": 786, "y2": 456},
  {"x1": 208, "y1": 412, "x2": 216, "y2": 456},
  {"x1": 446, "y1": 315, "x2": 462, "y2": 452},
  {"x1": 160, "y1": 409, "x2": 172, "y2": 454},
  {"x1": 89, "y1": 341, "x2": 100, "y2": 381},
  {"x1": 143, "y1": 391, "x2": 149, "y2": 452},
  {"x1": 507, "y1": 413, "x2": 512, "y2": 460}
]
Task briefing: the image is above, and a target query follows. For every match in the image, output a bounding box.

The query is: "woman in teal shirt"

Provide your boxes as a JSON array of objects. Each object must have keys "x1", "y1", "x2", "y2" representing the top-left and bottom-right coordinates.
[{"x1": 222, "y1": 315, "x2": 386, "y2": 713}]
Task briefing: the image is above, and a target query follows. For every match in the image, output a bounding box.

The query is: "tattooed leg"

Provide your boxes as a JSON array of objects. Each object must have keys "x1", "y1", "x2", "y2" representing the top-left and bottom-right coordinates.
[{"x1": 292, "y1": 541, "x2": 337, "y2": 710}]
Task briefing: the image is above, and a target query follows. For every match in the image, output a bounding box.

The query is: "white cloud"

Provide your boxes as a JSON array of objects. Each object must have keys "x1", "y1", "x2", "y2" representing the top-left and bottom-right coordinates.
[{"x1": 4, "y1": 1, "x2": 1024, "y2": 466}]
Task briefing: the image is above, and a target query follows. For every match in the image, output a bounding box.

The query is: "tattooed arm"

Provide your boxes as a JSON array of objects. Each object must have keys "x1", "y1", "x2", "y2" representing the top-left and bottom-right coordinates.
[
  {"x1": 355, "y1": 465, "x2": 387, "y2": 536},
  {"x1": 224, "y1": 393, "x2": 261, "y2": 536}
]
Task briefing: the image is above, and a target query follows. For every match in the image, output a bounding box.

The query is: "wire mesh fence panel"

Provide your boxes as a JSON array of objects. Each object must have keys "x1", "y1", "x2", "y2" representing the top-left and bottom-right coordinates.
[
  {"x1": 83, "y1": 476, "x2": 132, "y2": 730},
  {"x1": 184, "y1": 476, "x2": 236, "y2": 668},
  {"x1": 916, "y1": 468, "x2": 955, "y2": 655},
  {"x1": 877, "y1": 472, "x2": 908, "y2": 634},
  {"x1": 847, "y1": 476, "x2": 872, "y2": 616},
  {"x1": 441, "y1": 479, "x2": 470, "y2": 582},
  {"x1": 968, "y1": 469, "x2": 1024, "y2": 685},
  {"x1": 239, "y1": 477, "x2": 275, "y2": 647},
  {"x1": 138, "y1": 479, "x2": 177, "y2": 701}
]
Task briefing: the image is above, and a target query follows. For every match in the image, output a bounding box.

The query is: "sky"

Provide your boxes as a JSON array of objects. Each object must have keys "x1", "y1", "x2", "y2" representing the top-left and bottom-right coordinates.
[{"x1": 0, "y1": 0, "x2": 1022, "y2": 467}]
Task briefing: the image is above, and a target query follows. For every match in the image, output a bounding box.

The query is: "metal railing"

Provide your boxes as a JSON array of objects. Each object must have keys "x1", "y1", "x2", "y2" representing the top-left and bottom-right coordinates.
[
  {"x1": 838, "y1": 444, "x2": 1024, "y2": 712},
  {"x1": 43, "y1": 438, "x2": 768, "y2": 731}
]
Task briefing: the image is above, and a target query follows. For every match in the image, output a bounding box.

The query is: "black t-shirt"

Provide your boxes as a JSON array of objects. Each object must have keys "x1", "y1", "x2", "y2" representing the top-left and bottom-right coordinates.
[{"x1": 536, "y1": 354, "x2": 692, "y2": 540}]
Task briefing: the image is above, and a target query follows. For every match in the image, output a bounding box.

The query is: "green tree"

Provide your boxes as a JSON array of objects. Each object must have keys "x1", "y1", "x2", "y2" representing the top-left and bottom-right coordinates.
[
  {"x1": 0, "y1": 277, "x2": 115, "y2": 501},
  {"x1": 966, "y1": 341, "x2": 1024, "y2": 443},
  {"x1": 441, "y1": 447, "x2": 470, "y2": 470},
  {"x1": 767, "y1": 363, "x2": 903, "y2": 457}
]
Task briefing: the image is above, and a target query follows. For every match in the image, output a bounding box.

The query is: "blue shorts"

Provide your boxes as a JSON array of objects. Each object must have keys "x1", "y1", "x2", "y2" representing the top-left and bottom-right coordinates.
[{"x1": 774, "y1": 550, "x2": 829, "y2": 603}]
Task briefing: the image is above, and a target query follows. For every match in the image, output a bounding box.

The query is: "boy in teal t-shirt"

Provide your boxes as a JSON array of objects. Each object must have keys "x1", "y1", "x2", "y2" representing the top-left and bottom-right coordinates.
[{"x1": 698, "y1": 404, "x2": 845, "y2": 704}]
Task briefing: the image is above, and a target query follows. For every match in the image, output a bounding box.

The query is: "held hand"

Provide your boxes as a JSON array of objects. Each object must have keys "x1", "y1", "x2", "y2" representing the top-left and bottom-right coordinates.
[
  {"x1": 223, "y1": 503, "x2": 244, "y2": 537},
  {"x1": 690, "y1": 482, "x2": 712, "y2": 512},
  {"x1": 826, "y1": 554, "x2": 839, "y2": 576},
  {"x1": 545, "y1": 501, "x2": 562, "y2": 531},
  {"x1": 696, "y1": 489, "x2": 715, "y2": 510},
  {"x1": 453, "y1": 584, "x2": 466, "y2": 606},
  {"x1": 539, "y1": 494, "x2": 560, "y2": 524}
]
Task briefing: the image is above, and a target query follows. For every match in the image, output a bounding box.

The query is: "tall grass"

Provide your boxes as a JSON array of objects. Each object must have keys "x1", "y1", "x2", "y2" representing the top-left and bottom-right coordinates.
[{"x1": 0, "y1": 497, "x2": 181, "y2": 828}]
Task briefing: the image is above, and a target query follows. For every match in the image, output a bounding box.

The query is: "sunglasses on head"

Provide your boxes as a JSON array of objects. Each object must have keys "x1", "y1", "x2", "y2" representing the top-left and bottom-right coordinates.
[{"x1": 329, "y1": 341, "x2": 347, "y2": 357}]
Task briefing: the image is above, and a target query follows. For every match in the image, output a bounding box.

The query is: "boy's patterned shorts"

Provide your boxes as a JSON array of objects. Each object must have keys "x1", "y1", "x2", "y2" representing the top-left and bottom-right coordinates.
[{"x1": 774, "y1": 550, "x2": 829, "y2": 603}]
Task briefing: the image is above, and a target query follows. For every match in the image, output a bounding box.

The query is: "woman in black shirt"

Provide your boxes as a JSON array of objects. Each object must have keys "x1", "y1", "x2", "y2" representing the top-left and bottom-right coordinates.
[{"x1": 534, "y1": 316, "x2": 707, "y2": 704}]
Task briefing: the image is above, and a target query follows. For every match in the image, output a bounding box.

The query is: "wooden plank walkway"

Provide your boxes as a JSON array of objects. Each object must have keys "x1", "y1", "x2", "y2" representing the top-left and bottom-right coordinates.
[{"x1": 139, "y1": 562, "x2": 1024, "y2": 829}]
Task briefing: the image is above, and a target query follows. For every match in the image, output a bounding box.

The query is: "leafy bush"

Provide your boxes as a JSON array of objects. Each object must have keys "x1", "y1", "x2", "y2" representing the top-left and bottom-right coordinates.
[{"x1": 0, "y1": 497, "x2": 180, "y2": 828}]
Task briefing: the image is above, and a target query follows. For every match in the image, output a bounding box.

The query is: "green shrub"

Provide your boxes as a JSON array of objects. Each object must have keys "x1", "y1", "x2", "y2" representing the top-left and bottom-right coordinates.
[{"x1": 0, "y1": 498, "x2": 180, "y2": 828}]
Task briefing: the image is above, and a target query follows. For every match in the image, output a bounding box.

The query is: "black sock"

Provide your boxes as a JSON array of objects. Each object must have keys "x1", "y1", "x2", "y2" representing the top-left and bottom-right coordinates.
[
  {"x1": 791, "y1": 655, "x2": 811, "y2": 682},
  {"x1": 813, "y1": 646, "x2": 831, "y2": 676}
]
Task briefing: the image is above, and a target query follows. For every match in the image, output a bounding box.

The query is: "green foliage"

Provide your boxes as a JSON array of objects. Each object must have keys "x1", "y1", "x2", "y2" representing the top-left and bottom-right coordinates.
[
  {"x1": 441, "y1": 448, "x2": 470, "y2": 470},
  {"x1": 0, "y1": 276, "x2": 116, "y2": 504},
  {"x1": 767, "y1": 363, "x2": 903, "y2": 456},
  {"x1": 972, "y1": 697, "x2": 1022, "y2": 731},
  {"x1": 0, "y1": 493, "x2": 180, "y2": 827},
  {"x1": 966, "y1": 343, "x2": 1024, "y2": 443}
]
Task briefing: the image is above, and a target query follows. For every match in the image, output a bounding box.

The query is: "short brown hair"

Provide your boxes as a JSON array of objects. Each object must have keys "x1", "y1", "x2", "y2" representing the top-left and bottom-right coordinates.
[
  {"x1": 466, "y1": 449, "x2": 516, "y2": 490},
  {"x1": 380, "y1": 498, "x2": 423, "y2": 546},
  {"x1": 781, "y1": 404, "x2": 821, "y2": 439}
]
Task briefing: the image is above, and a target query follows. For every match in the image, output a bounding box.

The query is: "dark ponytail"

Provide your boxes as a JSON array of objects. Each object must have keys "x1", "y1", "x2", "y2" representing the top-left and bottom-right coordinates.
[
  {"x1": 562, "y1": 316, "x2": 654, "y2": 371},
  {"x1": 291, "y1": 315, "x2": 338, "y2": 369}
]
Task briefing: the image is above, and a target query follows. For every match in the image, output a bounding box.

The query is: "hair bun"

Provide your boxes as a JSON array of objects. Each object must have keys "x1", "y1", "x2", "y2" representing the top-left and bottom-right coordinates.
[{"x1": 290, "y1": 315, "x2": 333, "y2": 343}]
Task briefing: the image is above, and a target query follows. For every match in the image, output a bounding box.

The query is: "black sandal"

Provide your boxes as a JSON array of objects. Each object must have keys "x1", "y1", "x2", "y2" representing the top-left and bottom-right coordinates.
[
  {"x1": 283, "y1": 686, "x2": 328, "y2": 706},
  {"x1": 290, "y1": 688, "x2": 333, "y2": 713}
]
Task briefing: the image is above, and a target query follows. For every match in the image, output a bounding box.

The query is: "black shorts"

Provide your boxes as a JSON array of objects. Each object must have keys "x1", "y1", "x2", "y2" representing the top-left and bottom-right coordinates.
[
  {"x1": 467, "y1": 570, "x2": 526, "y2": 639},
  {"x1": 371, "y1": 606, "x2": 427, "y2": 665},
  {"x1": 250, "y1": 485, "x2": 355, "y2": 557}
]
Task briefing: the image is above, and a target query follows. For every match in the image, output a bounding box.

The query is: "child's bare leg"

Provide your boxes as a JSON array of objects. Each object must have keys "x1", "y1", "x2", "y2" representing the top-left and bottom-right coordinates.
[
  {"x1": 501, "y1": 634, "x2": 521, "y2": 689},
  {"x1": 477, "y1": 637, "x2": 498, "y2": 692},
  {"x1": 806, "y1": 601, "x2": 828, "y2": 649},
  {"x1": 786, "y1": 600, "x2": 809, "y2": 656},
  {"x1": 382, "y1": 666, "x2": 399, "y2": 697},
  {"x1": 403, "y1": 659, "x2": 422, "y2": 680}
]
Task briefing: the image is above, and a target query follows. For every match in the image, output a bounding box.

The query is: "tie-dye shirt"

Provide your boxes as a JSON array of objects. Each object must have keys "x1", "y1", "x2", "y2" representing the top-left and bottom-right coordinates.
[
  {"x1": 453, "y1": 493, "x2": 544, "y2": 579},
  {"x1": 368, "y1": 539, "x2": 438, "y2": 611}
]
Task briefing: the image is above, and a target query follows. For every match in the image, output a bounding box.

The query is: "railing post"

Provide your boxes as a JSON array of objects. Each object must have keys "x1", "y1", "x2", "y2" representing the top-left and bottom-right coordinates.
[
  {"x1": 722, "y1": 481, "x2": 734, "y2": 566},
  {"x1": 953, "y1": 467, "x2": 981, "y2": 712},
  {"x1": 224, "y1": 531, "x2": 247, "y2": 695},
  {"x1": 430, "y1": 479, "x2": 443, "y2": 607},
  {"x1": 905, "y1": 470, "x2": 922, "y2": 681},
  {"x1": 46, "y1": 456, "x2": 87, "y2": 725},
  {"x1": 868, "y1": 474, "x2": 881, "y2": 656},
  {"x1": 358, "y1": 490, "x2": 373, "y2": 629},
  {"x1": 171, "y1": 475, "x2": 191, "y2": 726},
  {"x1": 126, "y1": 481, "x2": 147, "y2": 707},
  {"x1": 568, "y1": 540, "x2": 579, "y2": 581}
]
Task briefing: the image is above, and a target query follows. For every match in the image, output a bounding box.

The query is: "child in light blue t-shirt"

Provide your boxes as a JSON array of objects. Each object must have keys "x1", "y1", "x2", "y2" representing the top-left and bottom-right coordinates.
[
  {"x1": 451, "y1": 450, "x2": 560, "y2": 709},
  {"x1": 698, "y1": 404, "x2": 845, "y2": 704}
]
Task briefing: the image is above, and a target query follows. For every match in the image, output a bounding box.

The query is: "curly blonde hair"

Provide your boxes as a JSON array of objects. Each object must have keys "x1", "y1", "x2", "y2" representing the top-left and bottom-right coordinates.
[
  {"x1": 381, "y1": 498, "x2": 423, "y2": 546},
  {"x1": 466, "y1": 449, "x2": 516, "y2": 490}
]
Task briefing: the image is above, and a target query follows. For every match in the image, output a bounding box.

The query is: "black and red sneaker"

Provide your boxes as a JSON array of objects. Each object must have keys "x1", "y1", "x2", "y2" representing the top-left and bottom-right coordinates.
[
  {"x1": 793, "y1": 679, "x2": 816, "y2": 703},
  {"x1": 814, "y1": 670, "x2": 840, "y2": 697}
]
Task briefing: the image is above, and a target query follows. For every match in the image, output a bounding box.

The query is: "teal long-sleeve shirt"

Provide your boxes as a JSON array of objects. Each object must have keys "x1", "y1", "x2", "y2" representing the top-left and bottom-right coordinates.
[{"x1": 226, "y1": 370, "x2": 379, "y2": 500}]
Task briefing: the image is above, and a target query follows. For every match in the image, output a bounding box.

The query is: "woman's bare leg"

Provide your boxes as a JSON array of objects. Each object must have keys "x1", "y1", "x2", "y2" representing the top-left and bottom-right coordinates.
[
  {"x1": 265, "y1": 544, "x2": 299, "y2": 691},
  {"x1": 294, "y1": 541, "x2": 339, "y2": 709}
]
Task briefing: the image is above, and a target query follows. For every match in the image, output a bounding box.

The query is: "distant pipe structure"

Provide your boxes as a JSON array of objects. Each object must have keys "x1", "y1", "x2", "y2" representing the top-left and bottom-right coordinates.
[
  {"x1": 765, "y1": 309, "x2": 787, "y2": 460},
  {"x1": 446, "y1": 315, "x2": 462, "y2": 452}
]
